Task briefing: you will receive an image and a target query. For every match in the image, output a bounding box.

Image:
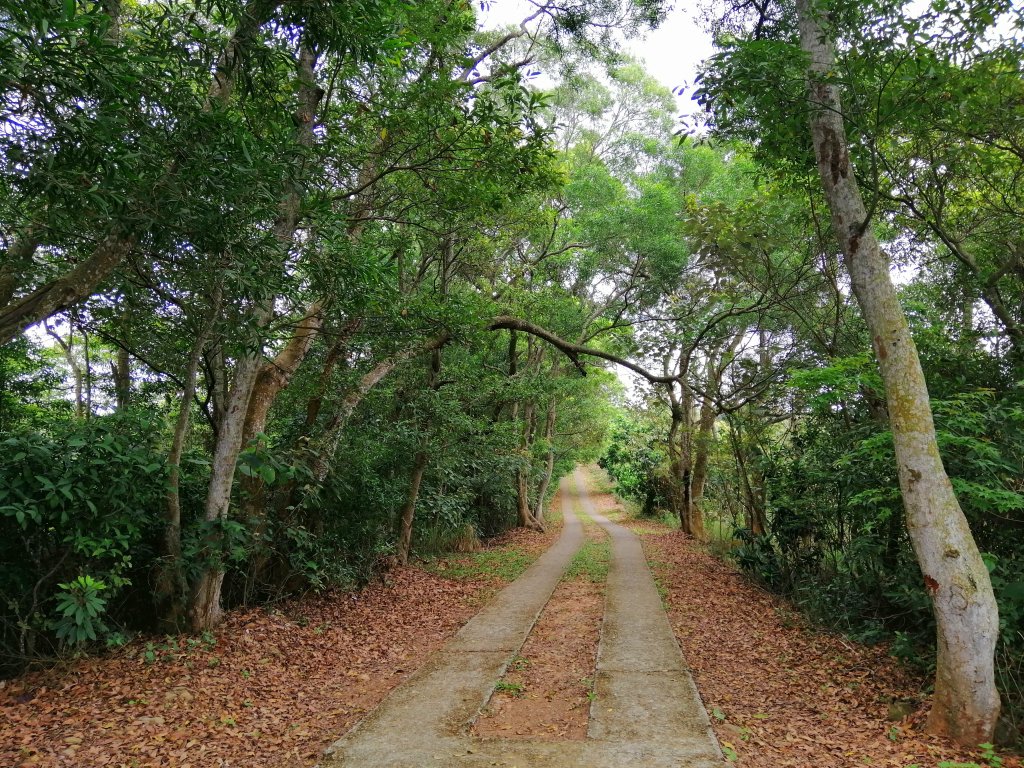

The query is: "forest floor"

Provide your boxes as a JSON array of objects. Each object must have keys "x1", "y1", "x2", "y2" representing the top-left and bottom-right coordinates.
[
  {"x1": 582, "y1": 467, "x2": 1022, "y2": 768},
  {"x1": 2, "y1": 472, "x2": 1021, "y2": 768},
  {"x1": 0, "y1": 525, "x2": 559, "y2": 768}
]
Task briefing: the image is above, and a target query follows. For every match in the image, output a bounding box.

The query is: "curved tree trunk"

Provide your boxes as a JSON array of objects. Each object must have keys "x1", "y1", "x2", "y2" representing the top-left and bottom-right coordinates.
[
  {"x1": 190, "y1": 42, "x2": 324, "y2": 631},
  {"x1": 797, "y1": 0, "x2": 1000, "y2": 743},
  {"x1": 0, "y1": 0, "x2": 275, "y2": 347}
]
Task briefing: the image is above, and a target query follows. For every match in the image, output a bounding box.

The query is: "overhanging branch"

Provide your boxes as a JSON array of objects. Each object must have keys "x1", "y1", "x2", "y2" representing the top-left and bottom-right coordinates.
[{"x1": 488, "y1": 315, "x2": 675, "y2": 384}]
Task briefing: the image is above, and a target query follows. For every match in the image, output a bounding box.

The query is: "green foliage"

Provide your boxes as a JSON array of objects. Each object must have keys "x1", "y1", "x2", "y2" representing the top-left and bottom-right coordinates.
[
  {"x1": 0, "y1": 413, "x2": 204, "y2": 667},
  {"x1": 52, "y1": 575, "x2": 108, "y2": 646},
  {"x1": 564, "y1": 539, "x2": 611, "y2": 583},
  {"x1": 599, "y1": 410, "x2": 668, "y2": 516}
]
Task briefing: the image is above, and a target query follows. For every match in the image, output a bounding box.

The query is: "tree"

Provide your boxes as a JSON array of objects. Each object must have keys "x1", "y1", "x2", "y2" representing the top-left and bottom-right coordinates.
[{"x1": 794, "y1": 0, "x2": 1000, "y2": 742}]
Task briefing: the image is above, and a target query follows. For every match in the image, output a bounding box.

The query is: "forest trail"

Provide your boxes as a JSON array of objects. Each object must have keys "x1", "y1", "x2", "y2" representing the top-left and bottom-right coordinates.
[{"x1": 318, "y1": 469, "x2": 724, "y2": 767}]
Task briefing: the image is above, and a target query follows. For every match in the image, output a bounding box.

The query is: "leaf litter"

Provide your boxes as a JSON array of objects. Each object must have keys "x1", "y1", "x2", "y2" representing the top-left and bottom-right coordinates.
[
  {"x1": 0, "y1": 526, "x2": 557, "y2": 768},
  {"x1": 627, "y1": 517, "x2": 1023, "y2": 768}
]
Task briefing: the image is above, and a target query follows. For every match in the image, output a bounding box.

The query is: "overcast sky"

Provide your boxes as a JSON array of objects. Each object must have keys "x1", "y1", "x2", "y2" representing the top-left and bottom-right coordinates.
[
  {"x1": 478, "y1": 1, "x2": 716, "y2": 121},
  {"x1": 477, "y1": 2, "x2": 716, "y2": 399}
]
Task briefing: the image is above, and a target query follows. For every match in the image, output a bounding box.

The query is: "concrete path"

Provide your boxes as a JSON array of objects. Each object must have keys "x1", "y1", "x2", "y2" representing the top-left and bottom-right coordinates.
[{"x1": 319, "y1": 469, "x2": 723, "y2": 767}]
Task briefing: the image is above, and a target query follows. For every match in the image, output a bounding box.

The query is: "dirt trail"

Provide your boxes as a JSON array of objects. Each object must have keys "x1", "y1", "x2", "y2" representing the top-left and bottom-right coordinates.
[{"x1": 318, "y1": 470, "x2": 724, "y2": 768}]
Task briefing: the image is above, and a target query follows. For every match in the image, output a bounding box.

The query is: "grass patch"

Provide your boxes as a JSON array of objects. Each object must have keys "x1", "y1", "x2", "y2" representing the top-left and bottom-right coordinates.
[
  {"x1": 646, "y1": 558, "x2": 671, "y2": 608},
  {"x1": 423, "y1": 548, "x2": 536, "y2": 583},
  {"x1": 564, "y1": 540, "x2": 611, "y2": 583},
  {"x1": 494, "y1": 680, "x2": 525, "y2": 696},
  {"x1": 582, "y1": 465, "x2": 617, "y2": 495}
]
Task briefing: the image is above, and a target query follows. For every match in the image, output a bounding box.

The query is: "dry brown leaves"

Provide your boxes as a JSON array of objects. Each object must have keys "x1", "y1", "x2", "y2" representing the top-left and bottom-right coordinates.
[
  {"x1": 634, "y1": 522, "x2": 1023, "y2": 768},
  {"x1": 0, "y1": 525, "x2": 557, "y2": 768}
]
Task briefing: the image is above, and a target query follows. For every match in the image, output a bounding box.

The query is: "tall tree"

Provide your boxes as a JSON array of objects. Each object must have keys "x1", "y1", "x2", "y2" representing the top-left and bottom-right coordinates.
[{"x1": 794, "y1": 0, "x2": 1000, "y2": 742}]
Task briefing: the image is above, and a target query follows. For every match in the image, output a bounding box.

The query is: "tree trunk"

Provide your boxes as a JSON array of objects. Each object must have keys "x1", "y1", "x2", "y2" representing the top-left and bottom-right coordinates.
[
  {"x1": 532, "y1": 399, "x2": 557, "y2": 524},
  {"x1": 688, "y1": 391, "x2": 715, "y2": 541},
  {"x1": 238, "y1": 302, "x2": 324, "y2": 521},
  {"x1": 396, "y1": 450, "x2": 429, "y2": 566},
  {"x1": 730, "y1": 417, "x2": 765, "y2": 536},
  {"x1": 306, "y1": 333, "x2": 451, "y2": 486},
  {"x1": 113, "y1": 345, "x2": 130, "y2": 411},
  {"x1": 304, "y1": 318, "x2": 363, "y2": 427},
  {"x1": 666, "y1": 397, "x2": 686, "y2": 527},
  {"x1": 797, "y1": 0, "x2": 1000, "y2": 743},
  {"x1": 190, "y1": 41, "x2": 323, "y2": 630},
  {"x1": 44, "y1": 321, "x2": 85, "y2": 418},
  {"x1": 668, "y1": 382, "x2": 695, "y2": 535},
  {"x1": 189, "y1": 314, "x2": 268, "y2": 631},
  {"x1": 0, "y1": 231, "x2": 134, "y2": 346},
  {"x1": 158, "y1": 287, "x2": 221, "y2": 626},
  {"x1": 516, "y1": 399, "x2": 544, "y2": 531},
  {"x1": 0, "y1": 1, "x2": 275, "y2": 347}
]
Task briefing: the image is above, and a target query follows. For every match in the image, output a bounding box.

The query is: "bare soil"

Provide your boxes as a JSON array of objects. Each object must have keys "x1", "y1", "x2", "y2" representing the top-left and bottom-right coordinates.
[
  {"x1": 472, "y1": 578, "x2": 603, "y2": 740},
  {"x1": 473, "y1": 503, "x2": 606, "y2": 741}
]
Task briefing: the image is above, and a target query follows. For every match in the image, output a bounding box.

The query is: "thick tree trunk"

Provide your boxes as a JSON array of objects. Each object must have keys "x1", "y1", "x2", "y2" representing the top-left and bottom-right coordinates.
[
  {"x1": 0, "y1": 233, "x2": 133, "y2": 346},
  {"x1": 666, "y1": 399, "x2": 687, "y2": 527},
  {"x1": 189, "y1": 318, "x2": 268, "y2": 631},
  {"x1": 667, "y1": 382, "x2": 696, "y2": 535},
  {"x1": 190, "y1": 42, "x2": 323, "y2": 630},
  {"x1": 238, "y1": 303, "x2": 324, "y2": 524},
  {"x1": 797, "y1": 0, "x2": 1000, "y2": 743},
  {"x1": 729, "y1": 418, "x2": 765, "y2": 536},
  {"x1": 396, "y1": 450, "x2": 429, "y2": 566}
]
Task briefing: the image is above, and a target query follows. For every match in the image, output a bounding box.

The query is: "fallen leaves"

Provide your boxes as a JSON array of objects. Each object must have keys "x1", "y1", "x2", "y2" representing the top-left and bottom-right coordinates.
[
  {"x1": 0, "y1": 524, "x2": 558, "y2": 768},
  {"x1": 634, "y1": 523, "x2": 1023, "y2": 768}
]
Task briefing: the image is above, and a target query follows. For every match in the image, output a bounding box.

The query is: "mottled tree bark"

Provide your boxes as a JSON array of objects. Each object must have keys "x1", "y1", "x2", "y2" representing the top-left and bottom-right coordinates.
[
  {"x1": 397, "y1": 450, "x2": 429, "y2": 566},
  {"x1": 190, "y1": 42, "x2": 323, "y2": 631},
  {"x1": 159, "y1": 287, "x2": 221, "y2": 626},
  {"x1": 112, "y1": 345, "x2": 130, "y2": 411},
  {"x1": 797, "y1": 0, "x2": 1000, "y2": 742}
]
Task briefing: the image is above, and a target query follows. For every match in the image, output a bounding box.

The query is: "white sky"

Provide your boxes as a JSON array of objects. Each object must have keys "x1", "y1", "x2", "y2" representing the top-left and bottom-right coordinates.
[
  {"x1": 478, "y1": 2, "x2": 714, "y2": 401},
  {"x1": 478, "y1": 1, "x2": 715, "y2": 120}
]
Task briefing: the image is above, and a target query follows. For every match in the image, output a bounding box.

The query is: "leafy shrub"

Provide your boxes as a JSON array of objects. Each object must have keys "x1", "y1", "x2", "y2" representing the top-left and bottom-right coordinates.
[{"x1": 0, "y1": 413, "x2": 203, "y2": 672}]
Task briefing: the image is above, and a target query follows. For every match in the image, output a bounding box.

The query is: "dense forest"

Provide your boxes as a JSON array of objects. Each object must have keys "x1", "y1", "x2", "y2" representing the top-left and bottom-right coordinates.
[{"x1": 1, "y1": 0, "x2": 1022, "y2": 751}]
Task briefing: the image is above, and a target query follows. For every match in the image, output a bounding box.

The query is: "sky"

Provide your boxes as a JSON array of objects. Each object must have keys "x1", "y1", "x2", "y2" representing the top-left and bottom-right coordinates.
[
  {"x1": 477, "y1": 2, "x2": 717, "y2": 400},
  {"x1": 477, "y1": 1, "x2": 716, "y2": 121}
]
